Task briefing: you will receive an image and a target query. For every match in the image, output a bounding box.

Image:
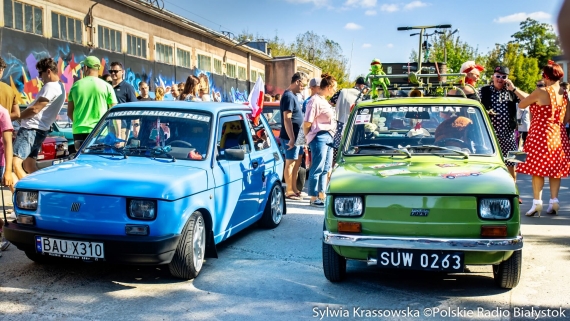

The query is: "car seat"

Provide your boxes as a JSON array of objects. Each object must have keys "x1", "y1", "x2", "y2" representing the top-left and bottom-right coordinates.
[
  {"x1": 220, "y1": 121, "x2": 248, "y2": 151},
  {"x1": 389, "y1": 119, "x2": 407, "y2": 130}
]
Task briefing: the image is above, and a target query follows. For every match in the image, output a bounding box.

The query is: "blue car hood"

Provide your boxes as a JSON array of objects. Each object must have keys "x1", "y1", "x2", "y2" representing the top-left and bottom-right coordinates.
[{"x1": 16, "y1": 157, "x2": 209, "y2": 200}]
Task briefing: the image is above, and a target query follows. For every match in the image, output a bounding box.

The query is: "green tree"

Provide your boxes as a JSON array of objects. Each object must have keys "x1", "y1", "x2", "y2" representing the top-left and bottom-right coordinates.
[
  {"x1": 511, "y1": 18, "x2": 561, "y2": 68},
  {"x1": 481, "y1": 43, "x2": 540, "y2": 93}
]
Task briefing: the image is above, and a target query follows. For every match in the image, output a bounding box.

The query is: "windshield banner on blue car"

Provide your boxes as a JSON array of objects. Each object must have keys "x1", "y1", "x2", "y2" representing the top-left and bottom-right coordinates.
[{"x1": 108, "y1": 110, "x2": 211, "y2": 122}]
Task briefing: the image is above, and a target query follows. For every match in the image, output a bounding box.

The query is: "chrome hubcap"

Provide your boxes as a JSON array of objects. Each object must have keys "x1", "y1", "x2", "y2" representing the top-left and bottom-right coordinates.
[
  {"x1": 271, "y1": 186, "x2": 283, "y2": 224},
  {"x1": 192, "y1": 216, "x2": 205, "y2": 271}
]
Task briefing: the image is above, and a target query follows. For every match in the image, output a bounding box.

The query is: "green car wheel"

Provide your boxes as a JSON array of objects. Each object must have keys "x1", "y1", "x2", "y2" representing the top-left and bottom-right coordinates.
[
  {"x1": 493, "y1": 250, "x2": 522, "y2": 289},
  {"x1": 322, "y1": 242, "x2": 346, "y2": 282}
]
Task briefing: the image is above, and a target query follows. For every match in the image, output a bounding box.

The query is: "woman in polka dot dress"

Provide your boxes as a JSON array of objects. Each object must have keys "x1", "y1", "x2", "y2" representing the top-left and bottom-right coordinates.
[{"x1": 515, "y1": 61, "x2": 570, "y2": 217}]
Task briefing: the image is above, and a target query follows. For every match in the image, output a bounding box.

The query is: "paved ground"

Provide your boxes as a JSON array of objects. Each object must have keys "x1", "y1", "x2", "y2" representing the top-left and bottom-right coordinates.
[{"x1": 0, "y1": 174, "x2": 569, "y2": 321}]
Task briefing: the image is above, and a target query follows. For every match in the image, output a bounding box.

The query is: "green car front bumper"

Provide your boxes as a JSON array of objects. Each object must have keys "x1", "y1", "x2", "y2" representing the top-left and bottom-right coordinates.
[{"x1": 323, "y1": 231, "x2": 523, "y2": 265}]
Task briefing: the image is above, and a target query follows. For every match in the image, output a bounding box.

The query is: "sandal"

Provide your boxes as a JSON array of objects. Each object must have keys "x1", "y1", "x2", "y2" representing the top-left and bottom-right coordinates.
[{"x1": 285, "y1": 194, "x2": 301, "y2": 200}]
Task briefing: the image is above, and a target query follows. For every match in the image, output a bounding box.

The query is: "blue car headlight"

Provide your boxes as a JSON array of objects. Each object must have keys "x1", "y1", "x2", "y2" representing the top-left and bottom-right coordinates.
[
  {"x1": 128, "y1": 199, "x2": 156, "y2": 220},
  {"x1": 334, "y1": 196, "x2": 363, "y2": 217},
  {"x1": 16, "y1": 191, "x2": 38, "y2": 210},
  {"x1": 480, "y1": 198, "x2": 511, "y2": 219}
]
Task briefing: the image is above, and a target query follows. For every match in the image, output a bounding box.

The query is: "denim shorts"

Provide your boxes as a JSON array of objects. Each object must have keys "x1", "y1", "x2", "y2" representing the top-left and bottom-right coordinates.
[
  {"x1": 280, "y1": 138, "x2": 304, "y2": 160},
  {"x1": 13, "y1": 127, "x2": 49, "y2": 159}
]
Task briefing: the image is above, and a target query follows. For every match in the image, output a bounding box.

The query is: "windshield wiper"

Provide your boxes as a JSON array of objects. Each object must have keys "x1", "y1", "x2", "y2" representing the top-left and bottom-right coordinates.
[
  {"x1": 411, "y1": 145, "x2": 469, "y2": 159},
  {"x1": 349, "y1": 144, "x2": 411, "y2": 158},
  {"x1": 86, "y1": 144, "x2": 127, "y2": 159},
  {"x1": 124, "y1": 145, "x2": 176, "y2": 162}
]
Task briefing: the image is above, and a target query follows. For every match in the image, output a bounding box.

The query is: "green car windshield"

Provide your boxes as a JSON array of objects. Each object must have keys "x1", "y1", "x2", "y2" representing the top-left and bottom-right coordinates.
[{"x1": 345, "y1": 105, "x2": 495, "y2": 156}]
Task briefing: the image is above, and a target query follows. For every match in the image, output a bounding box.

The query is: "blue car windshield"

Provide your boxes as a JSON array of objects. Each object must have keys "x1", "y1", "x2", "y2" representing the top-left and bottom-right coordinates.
[
  {"x1": 82, "y1": 110, "x2": 212, "y2": 160},
  {"x1": 345, "y1": 105, "x2": 495, "y2": 156}
]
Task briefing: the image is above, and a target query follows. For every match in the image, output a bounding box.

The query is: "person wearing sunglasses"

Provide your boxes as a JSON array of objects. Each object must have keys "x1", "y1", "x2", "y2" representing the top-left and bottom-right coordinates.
[
  {"x1": 515, "y1": 61, "x2": 570, "y2": 217},
  {"x1": 109, "y1": 62, "x2": 137, "y2": 142},
  {"x1": 479, "y1": 66, "x2": 520, "y2": 190}
]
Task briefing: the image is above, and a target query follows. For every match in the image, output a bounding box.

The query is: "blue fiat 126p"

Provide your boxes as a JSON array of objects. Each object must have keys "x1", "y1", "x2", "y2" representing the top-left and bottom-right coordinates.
[{"x1": 4, "y1": 102, "x2": 285, "y2": 279}]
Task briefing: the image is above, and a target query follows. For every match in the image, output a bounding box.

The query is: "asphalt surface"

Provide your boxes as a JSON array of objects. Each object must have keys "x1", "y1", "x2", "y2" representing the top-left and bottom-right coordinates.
[{"x1": 0, "y1": 174, "x2": 569, "y2": 321}]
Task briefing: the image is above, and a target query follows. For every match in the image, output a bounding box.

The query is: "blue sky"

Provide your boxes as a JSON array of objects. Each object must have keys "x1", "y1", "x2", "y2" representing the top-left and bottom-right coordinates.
[{"x1": 163, "y1": 0, "x2": 565, "y2": 79}]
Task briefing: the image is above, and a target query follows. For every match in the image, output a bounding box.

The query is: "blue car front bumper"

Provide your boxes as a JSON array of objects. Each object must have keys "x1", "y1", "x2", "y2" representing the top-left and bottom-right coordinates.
[{"x1": 3, "y1": 221, "x2": 180, "y2": 265}]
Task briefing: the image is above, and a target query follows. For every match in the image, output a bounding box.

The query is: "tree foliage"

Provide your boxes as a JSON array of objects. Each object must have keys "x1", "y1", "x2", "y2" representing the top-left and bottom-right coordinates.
[
  {"x1": 511, "y1": 18, "x2": 561, "y2": 68},
  {"x1": 239, "y1": 30, "x2": 351, "y2": 88}
]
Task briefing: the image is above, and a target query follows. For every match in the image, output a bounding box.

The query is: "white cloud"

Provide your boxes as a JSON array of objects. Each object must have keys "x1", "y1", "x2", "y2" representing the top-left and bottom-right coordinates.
[
  {"x1": 404, "y1": 1, "x2": 428, "y2": 10},
  {"x1": 387, "y1": 43, "x2": 394, "y2": 48},
  {"x1": 365, "y1": 9, "x2": 377, "y2": 15},
  {"x1": 345, "y1": 22, "x2": 363, "y2": 30},
  {"x1": 380, "y1": 4, "x2": 399, "y2": 12},
  {"x1": 345, "y1": 0, "x2": 377, "y2": 7},
  {"x1": 362, "y1": 43, "x2": 372, "y2": 48},
  {"x1": 493, "y1": 11, "x2": 552, "y2": 23}
]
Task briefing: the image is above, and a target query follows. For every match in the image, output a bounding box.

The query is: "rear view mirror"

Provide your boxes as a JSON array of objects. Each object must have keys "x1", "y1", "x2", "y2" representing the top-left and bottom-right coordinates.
[
  {"x1": 218, "y1": 148, "x2": 245, "y2": 161},
  {"x1": 506, "y1": 151, "x2": 527, "y2": 163}
]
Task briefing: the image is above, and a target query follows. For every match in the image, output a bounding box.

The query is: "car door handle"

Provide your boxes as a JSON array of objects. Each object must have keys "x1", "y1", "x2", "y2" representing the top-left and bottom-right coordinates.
[{"x1": 252, "y1": 161, "x2": 259, "y2": 169}]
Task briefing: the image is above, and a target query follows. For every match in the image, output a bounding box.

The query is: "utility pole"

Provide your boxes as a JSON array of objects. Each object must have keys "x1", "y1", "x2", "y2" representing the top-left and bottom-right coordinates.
[{"x1": 397, "y1": 24, "x2": 451, "y2": 73}]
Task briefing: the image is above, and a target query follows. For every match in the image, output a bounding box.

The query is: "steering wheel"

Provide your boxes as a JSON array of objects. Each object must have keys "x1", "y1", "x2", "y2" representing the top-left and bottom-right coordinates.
[
  {"x1": 168, "y1": 140, "x2": 193, "y2": 148},
  {"x1": 435, "y1": 138, "x2": 469, "y2": 148}
]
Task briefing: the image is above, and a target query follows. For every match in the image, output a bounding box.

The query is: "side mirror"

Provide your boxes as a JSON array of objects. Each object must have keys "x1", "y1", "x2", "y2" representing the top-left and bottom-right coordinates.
[
  {"x1": 219, "y1": 148, "x2": 245, "y2": 161},
  {"x1": 506, "y1": 151, "x2": 527, "y2": 163}
]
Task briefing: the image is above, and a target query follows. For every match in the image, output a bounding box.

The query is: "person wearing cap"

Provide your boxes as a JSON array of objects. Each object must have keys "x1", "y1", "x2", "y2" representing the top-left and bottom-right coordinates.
[
  {"x1": 479, "y1": 66, "x2": 519, "y2": 187},
  {"x1": 448, "y1": 61, "x2": 484, "y2": 101},
  {"x1": 335, "y1": 77, "x2": 369, "y2": 125},
  {"x1": 302, "y1": 78, "x2": 321, "y2": 114},
  {"x1": 12, "y1": 58, "x2": 65, "y2": 179},
  {"x1": 67, "y1": 56, "x2": 117, "y2": 151}
]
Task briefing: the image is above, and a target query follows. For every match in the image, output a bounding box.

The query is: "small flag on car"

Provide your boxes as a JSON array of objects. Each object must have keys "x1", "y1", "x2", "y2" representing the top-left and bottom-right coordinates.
[{"x1": 248, "y1": 76, "x2": 265, "y2": 126}]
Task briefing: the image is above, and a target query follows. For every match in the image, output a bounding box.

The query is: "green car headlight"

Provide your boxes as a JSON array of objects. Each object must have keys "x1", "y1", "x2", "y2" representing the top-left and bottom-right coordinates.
[
  {"x1": 334, "y1": 196, "x2": 363, "y2": 217},
  {"x1": 480, "y1": 198, "x2": 511, "y2": 219},
  {"x1": 128, "y1": 199, "x2": 156, "y2": 220},
  {"x1": 16, "y1": 191, "x2": 39, "y2": 210}
]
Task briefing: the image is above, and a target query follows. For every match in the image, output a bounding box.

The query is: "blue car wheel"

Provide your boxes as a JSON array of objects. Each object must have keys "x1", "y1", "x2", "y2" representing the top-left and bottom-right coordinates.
[
  {"x1": 260, "y1": 184, "x2": 284, "y2": 228},
  {"x1": 169, "y1": 211, "x2": 206, "y2": 279}
]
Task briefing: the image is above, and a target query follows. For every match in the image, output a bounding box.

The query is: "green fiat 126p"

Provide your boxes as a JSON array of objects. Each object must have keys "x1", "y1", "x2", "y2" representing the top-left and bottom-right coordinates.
[{"x1": 322, "y1": 92, "x2": 523, "y2": 289}]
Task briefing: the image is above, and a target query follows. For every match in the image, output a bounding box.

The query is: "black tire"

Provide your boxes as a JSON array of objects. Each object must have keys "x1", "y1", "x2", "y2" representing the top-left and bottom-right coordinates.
[
  {"x1": 296, "y1": 167, "x2": 307, "y2": 192},
  {"x1": 25, "y1": 251, "x2": 56, "y2": 264},
  {"x1": 322, "y1": 242, "x2": 346, "y2": 282},
  {"x1": 260, "y1": 184, "x2": 284, "y2": 228},
  {"x1": 493, "y1": 250, "x2": 522, "y2": 289},
  {"x1": 169, "y1": 211, "x2": 206, "y2": 280}
]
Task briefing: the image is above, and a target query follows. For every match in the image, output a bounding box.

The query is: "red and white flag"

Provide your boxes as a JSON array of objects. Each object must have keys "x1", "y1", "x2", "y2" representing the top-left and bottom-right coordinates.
[{"x1": 248, "y1": 76, "x2": 265, "y2": 125}]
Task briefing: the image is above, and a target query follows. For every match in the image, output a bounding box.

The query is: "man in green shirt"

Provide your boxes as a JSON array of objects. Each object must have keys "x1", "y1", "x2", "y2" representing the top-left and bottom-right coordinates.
[{"x1": 67, "y1": 56, "x2": 117, "y2": 150}]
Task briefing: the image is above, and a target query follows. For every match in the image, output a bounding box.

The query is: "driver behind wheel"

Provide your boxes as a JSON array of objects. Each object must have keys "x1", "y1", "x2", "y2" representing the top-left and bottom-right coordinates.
[{"x1": 434, "y1": 111, "x2": 474, "y2": 151}]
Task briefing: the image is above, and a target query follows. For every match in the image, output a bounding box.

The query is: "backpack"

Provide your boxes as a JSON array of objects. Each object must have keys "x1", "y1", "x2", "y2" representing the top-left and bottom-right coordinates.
[{"x1": 480, "y1": 85, "x2": 518, "y2": 131}]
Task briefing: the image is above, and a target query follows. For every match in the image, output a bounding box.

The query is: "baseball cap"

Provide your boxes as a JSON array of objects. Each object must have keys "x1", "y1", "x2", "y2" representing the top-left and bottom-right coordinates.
[
  {"x1": 356, "y1": 76, "x2": 366, "y2": 85},
  {"x1": 494, "y1": 66, "x2": 510, "y2": 75},
  {"x1": 309, "y1": 78, "x2": 321, "y2": 87},
  {"x1": 80, "y1": 56, "x2": 101, "y2": 69}
]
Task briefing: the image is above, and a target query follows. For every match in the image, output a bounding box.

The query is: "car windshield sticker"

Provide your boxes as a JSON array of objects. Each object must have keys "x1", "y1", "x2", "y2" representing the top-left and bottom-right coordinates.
[
  {"x1": 360, "y1": 109, "x2": 370, "y2": 115},
  {"x1": 355, "y1": 114, "x2": 371, "y2": 124},
  {"x1": 374, "y1": 106, "x2": 462, "y2": 113},
  {"x1": 107, "y1": 110, "x2": 211, "y2": 122},
  {"x1": 370, "y1": 162, "x2": 406, "y2": 169},
  {"x1": 467, "y1": 107, "x2": 476, "y2": 113},
  {"x1": 441, "y1": 171, "x2": 481, "y2": 179},
  {"x1": 435, "y1": 163, "x2": 459, "y2": 168}
]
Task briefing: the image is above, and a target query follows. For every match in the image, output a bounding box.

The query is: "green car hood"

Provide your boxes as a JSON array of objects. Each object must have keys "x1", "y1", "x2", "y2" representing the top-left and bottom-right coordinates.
[{"x1": 330, "y1": 157, "x2": 517, "y2": 195}]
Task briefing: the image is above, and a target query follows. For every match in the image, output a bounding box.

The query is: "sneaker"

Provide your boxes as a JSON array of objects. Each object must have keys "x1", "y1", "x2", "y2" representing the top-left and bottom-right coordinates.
[
  {"x1": 0, "y1": 240, "x2": 10, "y2": 251},
  {"x1": 310, "y1": 199, "x2": 325, "y2": 207}
]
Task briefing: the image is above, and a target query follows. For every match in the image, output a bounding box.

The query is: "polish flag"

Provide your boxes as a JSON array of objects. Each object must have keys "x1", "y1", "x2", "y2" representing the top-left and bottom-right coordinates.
[{"x1": 248, "y1": 76, "x2": 265, "y2": 125}]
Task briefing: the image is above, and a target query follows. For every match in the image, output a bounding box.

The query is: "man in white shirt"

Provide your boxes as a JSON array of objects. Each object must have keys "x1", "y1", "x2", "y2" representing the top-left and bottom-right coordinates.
[
  {"x1": 12, "y1": 58, "x2": 65, "y2": 178},
  {"x1": 336, "y1": 77, "x2": 369, "y2": 125}
]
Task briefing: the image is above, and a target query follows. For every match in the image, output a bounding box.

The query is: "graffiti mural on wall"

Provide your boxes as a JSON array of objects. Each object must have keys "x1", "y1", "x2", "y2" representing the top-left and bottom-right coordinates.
[{"x1": 0, "y1": 28, "x2": 251, "y2": 105}]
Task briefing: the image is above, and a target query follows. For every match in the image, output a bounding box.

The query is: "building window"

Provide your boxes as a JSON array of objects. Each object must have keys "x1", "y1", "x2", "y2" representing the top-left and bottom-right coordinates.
[
  {"x1": 251, "y1": 70, "x2": 257, "y2": 81},
  {"x1": 97, "y1": 26, "x2": 122, "y2": 52},
  {"x1": 4, "y1": 1, "x2": 42, "y2": 35},
  {"x1": 259, "y1": 72, "x2": 265, "y2": 81},
  {"x1": 226, "y1": 64, "x2": 236, "y2": 78},
  {"x1": 127, "y1": 34, "x2": 147, "y2": 58},
  {"x1": 197, "y1": 54, "x2": 211, "y2": 72},
  {"x1": 156, "y1": 43, "x2": 173, "y2": 64},
  {"x1": 238, "y1": 66, "x2": 246, "y2": 80},
  {"x1": 51, "y1": 12, "x2": 82, "y2": 43},
  {"x1": 213, "y1": 58, "x2": 222, "y2": 75},
  {"x1": 176, "y1": 48, "x2": 191, "y2": 68}
]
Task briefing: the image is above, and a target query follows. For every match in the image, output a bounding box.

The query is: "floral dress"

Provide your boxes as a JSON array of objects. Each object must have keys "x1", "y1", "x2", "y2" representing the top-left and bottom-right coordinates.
[{"x1": 516, "y1": 86, "x2": 570, "y2": 178}]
